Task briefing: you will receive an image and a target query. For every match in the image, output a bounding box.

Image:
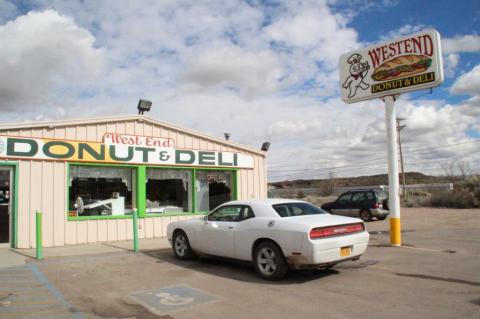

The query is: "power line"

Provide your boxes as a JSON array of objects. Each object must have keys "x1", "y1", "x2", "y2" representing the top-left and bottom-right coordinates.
[{"x1": 267, "y1": 138, "x2": 480, "y2": 173}]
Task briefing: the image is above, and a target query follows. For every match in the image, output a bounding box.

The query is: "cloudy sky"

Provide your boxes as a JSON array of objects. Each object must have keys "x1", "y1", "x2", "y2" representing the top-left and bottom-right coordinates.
[{"x1": 0, "y1": 0, "x2": 479, "y2": 181}]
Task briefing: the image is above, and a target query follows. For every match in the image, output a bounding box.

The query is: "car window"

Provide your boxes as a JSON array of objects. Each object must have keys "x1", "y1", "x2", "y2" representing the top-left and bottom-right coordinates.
[
  {"x1": 240, "y1": 206, "x2": 255, "y2": 221},
  {"x1": 272, "y1": 202, "x2": 326, "y2": 217},
  {"x1": 366, "y1": 192, "x2": 374, "y2": 201},
  {"x1": 208, "y1": 205, "x2": 242, "y2": 222},
  {"x1": 374, "y1": 190, "x2": 388, "y2": 201},
  {"x1": 337, "y1": 193, "x2": 351, "y2": 205},
  {"x1": 351, "y1": 192, "x2": 365, "y2": 203}
]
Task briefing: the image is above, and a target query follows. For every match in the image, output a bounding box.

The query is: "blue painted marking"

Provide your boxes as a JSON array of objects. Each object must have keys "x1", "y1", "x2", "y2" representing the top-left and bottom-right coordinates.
[
  {"x1": 27, "y1": 263, "x2": 84, "y2": 319},
  {"x1": 0, "y1": 304, "x2": 64, "y2": 313},
  {"x1": 0, "y1": 287, "x2": 45, "y2": 291},
  {"x1": 130, "y1": 285, "x2": 217, "y2": 315}
]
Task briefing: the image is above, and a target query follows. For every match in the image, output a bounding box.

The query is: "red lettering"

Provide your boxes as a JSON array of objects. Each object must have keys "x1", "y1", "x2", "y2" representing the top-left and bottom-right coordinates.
[
  {"x1": 388, "y1": 43, "x2": 397, "y2": 59},
  {"x1": 423, "y1": 35, "x2": 433, "y2": 56},
  {"x1": 368, "y1": 48, "x2": 382, "y2": 69},
  {"x1": 412, "y1": 36, "x2": 422, "y2": 54},
  {"x1": 103, "y1": 133, "x2": 114, "y2": 144},
  {"x1": 404, "y1": 39, "x2": 412, "y2": 53},
  {"x1": 381, "y1": 45, "x2": 388, "y2": 61},
  {"x1": 145, "y1": 137, "x2": 153, "y2": 146},
  {"x1": 395, "y1": 41, "x2": 402, "y2": 55}
]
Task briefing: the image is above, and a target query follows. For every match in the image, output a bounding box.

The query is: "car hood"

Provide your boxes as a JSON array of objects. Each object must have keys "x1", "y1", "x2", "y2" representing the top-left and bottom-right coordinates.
[{"x1": 282, "y1": 214, "x2": 362, "y2": 229}]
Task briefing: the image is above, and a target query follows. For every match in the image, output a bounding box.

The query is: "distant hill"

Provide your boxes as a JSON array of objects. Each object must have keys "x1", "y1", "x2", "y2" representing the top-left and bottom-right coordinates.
[{"x1": 269, "y1": 172, "x2": 462, "y2": 189}]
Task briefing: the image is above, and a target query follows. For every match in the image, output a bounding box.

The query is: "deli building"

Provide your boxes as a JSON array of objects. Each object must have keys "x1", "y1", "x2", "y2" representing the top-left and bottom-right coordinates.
[{"x1": 0, "y1": 115, "x2": 267, "y2": 248}]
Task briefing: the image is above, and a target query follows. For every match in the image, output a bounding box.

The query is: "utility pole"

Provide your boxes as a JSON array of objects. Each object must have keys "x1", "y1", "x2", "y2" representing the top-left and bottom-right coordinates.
[{"x1": 396, "y1": 118, "x2": 407, "y2": 200}]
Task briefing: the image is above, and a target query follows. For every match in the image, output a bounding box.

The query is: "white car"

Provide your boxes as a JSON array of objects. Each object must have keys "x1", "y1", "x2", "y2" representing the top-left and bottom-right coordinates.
[{"x1": 167, "y1": 199, "x2": 369, "y2": 280}]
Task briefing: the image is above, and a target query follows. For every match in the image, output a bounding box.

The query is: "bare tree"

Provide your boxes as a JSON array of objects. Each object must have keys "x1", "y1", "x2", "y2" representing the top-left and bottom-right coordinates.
[
  {"x1": 441, "y1": 162, "x2": 456, "y2": 177},
  {"x1": 457, "y1": 161, "x2": 471, "y2": 179}
]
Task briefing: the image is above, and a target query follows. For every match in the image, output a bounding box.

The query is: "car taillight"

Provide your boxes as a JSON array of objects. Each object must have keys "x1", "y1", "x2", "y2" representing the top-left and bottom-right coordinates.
[
  {"x1": 374, "y1": 202, "x2": 382, "y2": 209},
  {"x1": 310, "y1": 223, "x2": 365, "y2": 239}
]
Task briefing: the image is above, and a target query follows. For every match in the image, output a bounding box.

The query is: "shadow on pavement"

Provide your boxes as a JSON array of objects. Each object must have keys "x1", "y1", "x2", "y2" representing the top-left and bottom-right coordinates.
[{"x1": 142, "y1": 248, "x2": 345, "y2": 285}]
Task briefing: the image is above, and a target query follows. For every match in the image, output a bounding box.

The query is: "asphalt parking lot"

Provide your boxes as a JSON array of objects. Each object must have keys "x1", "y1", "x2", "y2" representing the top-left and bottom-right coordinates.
[{"x1": 1, "y1": 207, "x2": 479, "y2": 319}]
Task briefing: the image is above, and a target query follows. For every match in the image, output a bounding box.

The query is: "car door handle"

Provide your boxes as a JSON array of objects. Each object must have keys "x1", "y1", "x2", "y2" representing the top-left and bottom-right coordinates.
[{"x1": 228, "y1": 226, "x2": 234, "y2": 230}]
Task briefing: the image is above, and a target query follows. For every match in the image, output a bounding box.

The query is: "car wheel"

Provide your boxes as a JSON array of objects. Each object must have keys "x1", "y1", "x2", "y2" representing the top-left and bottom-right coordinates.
[
  {"x1": 254, "y1": 241, "x2": 288, "y2": 280},
  {"x1": 359, "y1": 210, "x2": 372, "y2": 222},
  {"x1": 172, "y1": 230, "x2": 195, "y2": 260},
  {"x1": 377, "y1": 215, "x2": 388, "y2": 220}
]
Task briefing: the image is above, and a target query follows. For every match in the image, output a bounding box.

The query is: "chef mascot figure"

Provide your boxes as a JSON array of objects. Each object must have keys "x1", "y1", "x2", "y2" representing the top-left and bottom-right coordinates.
[{"x1": 342, "y1": 53, "x2": 370, "y2": 98}]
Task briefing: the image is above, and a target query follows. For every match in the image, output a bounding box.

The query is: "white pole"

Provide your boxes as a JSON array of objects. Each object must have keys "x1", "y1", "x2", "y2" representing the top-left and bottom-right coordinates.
[{"x1": 384, "y1": 95, "x2": 401, "y2": 246}]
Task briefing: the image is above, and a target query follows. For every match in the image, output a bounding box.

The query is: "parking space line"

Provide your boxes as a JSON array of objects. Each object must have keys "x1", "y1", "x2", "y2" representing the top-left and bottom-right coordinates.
[
  {"x1": 27, "y1": 263, "x2": 84, "y2": 319},
  {"x1": 0, "y1": 304, "x2": 65, "y2": 313}
]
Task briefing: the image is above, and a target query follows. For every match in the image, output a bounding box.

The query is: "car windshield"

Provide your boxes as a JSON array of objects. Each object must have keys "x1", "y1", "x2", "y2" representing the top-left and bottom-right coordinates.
[
  {"x1": 272, "y1": 202, "x2": 327, "y2": 217},
  {"x1": 374, "y1": 190, "x2": 388, "y2": 201}
]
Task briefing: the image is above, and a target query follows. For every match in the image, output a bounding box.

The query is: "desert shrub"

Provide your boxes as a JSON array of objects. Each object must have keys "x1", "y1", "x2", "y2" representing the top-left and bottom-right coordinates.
[
  {"x1": 430, "y1": 177, "x2": 480, "y2": 208},
  {"x1": 297, "y1": 190, "x2": 306, "y2": 198},
  {"x1": 404, "y1": 195, "x2": 431, "y2": 207}
]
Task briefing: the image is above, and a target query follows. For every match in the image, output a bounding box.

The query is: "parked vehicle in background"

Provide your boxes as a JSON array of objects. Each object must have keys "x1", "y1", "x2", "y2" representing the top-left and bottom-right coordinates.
[
  {"x1": 321, "y1": 189, "x2": 389, "y2": 222},
  {"x1": 167, "y1": 199, "x2": 369, "y2": 280}
]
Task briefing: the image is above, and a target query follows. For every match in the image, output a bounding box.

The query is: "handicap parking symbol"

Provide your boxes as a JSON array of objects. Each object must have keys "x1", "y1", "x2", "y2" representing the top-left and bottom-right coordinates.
[
  {"x1": 156, "y1": 292, "x2": 195, "y2": 306},
  {"x1": 130, "y1": 285, "x2": 217, "y2": 315}
]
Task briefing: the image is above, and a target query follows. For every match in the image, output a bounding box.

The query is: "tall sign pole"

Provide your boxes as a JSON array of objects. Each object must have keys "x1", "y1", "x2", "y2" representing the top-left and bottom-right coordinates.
[
  {"x1": 339, "y1": 29, "x2": 444, "y2": 247},
  {"x1": 384, "y1": 95, "x2": 401, "y2": 246}
]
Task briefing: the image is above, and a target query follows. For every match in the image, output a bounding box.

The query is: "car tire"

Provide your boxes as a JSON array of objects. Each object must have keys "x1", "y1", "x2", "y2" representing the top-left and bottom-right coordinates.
[
  {"x1": 359, "y1": 210, "x2": 372, "y2": 222},
  {"x1": 253, "y1": 241, "x2": 288, "y2": 280},
  {"x1": 377, "y1": 215, "x2": 388, "y2": 220},
  {"x1": 172, "y1": 230, "x2": 196, "y2": 260}
]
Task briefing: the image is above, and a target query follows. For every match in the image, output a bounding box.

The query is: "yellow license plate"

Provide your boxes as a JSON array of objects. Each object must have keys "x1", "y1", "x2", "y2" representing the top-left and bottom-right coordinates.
[{"x1": 340, "y1": 246, "x2": 351, "y2": 257}]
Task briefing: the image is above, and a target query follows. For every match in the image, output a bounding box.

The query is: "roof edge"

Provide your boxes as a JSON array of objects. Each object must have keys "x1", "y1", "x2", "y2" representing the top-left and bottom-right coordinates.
[{"x1": 0, "y1": 115, "x2": 266, "y2": 156}]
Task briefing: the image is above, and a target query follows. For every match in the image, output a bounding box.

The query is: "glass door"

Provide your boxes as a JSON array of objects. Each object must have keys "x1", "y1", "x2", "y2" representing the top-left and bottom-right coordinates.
[{"x1": 0, "y1": 167, "x2": 12, "y2": 244}]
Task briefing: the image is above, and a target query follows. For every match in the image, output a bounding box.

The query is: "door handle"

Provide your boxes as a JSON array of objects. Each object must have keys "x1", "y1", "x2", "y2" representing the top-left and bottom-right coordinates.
[{"x1": 228, "y1": 226, "x2": 234, "y2": 230}]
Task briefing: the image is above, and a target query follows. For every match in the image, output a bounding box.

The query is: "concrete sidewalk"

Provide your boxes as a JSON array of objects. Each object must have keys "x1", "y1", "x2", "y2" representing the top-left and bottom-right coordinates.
[{"x1": 0, "y1": 238, "x2": 171, "y2": 268}]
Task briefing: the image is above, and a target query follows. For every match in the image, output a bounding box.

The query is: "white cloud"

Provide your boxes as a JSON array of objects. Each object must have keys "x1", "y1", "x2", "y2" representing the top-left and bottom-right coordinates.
[
  {"x1": 181, "y1": 46, "x2": 283, "y2": 98},
  {"x1": 0, "y1": 2, "x2": 478, "y2": 179},
  {"x1": 381, "y1": 24, "x2": 426, "y2": 41},
  {"x1": 265, "y1": 5, "x2": 358, "y2": 68},
  {"x1": 450, "y1": 64, "x2": 480, "y2": 95},
  {"x1": 442, "y1": 35, "x2": 480, "y2": 54},
  {"x1": 444, "y1": 54, "x2": 460, "y2": 78},
  {"x1": 0, "y1": 10, "x2": 105, "y2": 111}
]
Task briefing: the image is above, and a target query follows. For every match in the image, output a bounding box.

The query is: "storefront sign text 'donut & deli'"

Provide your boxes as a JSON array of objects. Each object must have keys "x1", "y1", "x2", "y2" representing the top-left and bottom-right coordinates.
[{"x1": 0, "y1": 134, "x2": 254, "y2": 168}]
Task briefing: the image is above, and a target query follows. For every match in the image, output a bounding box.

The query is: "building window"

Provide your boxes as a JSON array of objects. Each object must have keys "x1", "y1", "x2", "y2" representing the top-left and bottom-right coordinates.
[
  {"x1": 146, "y1": 168, "x2": 192, "y2": 213},
  {"x1": 69, "y1": 165, "x2": 136, "y2": 217},
  {"x1": 196, "y1": 170, "x2": 234, "y2": 212}
]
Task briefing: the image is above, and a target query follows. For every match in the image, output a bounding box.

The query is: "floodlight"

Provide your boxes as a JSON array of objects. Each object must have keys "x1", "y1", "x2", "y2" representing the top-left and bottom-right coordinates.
[
  {"x1": 261, "y1": 142, "x2": 270, "y2": 152},
  {"x1": 137, "y1": 99, "x2": 152, "y2": 115}
]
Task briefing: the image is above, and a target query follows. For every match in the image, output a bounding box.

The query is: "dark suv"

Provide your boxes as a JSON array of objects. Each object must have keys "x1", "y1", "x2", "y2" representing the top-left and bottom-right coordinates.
[{"x1": 321, "y1": 189, "x2": 389, "y2": 222}]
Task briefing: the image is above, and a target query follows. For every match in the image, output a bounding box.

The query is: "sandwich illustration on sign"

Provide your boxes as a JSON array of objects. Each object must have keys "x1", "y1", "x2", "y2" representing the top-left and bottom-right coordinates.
[{"x1": 370, "y1": 54, "x2": 432, "y2": 81}]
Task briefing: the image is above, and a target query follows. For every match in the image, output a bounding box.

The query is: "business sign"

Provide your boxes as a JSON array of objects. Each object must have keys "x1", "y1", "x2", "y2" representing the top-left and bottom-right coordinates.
[
  {"x1": 339, "y1": 29, "x2": 444, "y2": 103},
  {"x1": 0, "y1": 134, "x2": 254, "y2": 168}
]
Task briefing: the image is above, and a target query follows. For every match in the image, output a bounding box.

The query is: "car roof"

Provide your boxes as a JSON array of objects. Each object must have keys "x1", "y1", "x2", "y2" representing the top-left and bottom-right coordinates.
[{"x1": 223, "y1": 198, "x2": 306, "y2": 206}]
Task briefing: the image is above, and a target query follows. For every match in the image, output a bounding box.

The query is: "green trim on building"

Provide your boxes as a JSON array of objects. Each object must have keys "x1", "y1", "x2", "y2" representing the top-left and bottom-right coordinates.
[
  {"x1": 0, "y1": 161, "x2": 18, "y2": 248},
  {"x1": 136, "y1": 165, "x2": 146, "y2": 217},
  {"x1": 66, "y1": 162, "x2": 238, "y2": 220}
]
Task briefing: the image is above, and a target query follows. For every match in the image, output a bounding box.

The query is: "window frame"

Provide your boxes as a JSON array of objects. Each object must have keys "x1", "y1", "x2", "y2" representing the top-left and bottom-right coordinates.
[
  {"x1": 207, "y1": 204, "x2": 255, "y2": 222},
  {"x1": 67, "y1": 163, "x2": 238, "y2": 221}
]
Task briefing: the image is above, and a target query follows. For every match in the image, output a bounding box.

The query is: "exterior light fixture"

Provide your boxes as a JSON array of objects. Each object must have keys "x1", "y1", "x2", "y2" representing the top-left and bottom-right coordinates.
[
  {"x1": 224, "y1": 133, "x2": 231, "y2": 141},
  {"x1": 261, "y1": 142, "x2": 270, "y2": 152},
  {"x1": 137, "y1": 99, "x2": 152, "y2": 115}
]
